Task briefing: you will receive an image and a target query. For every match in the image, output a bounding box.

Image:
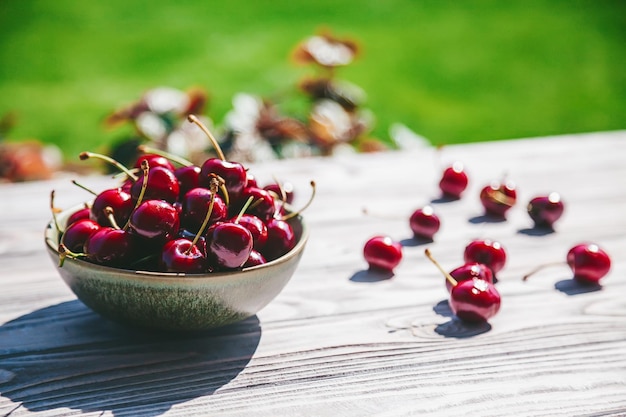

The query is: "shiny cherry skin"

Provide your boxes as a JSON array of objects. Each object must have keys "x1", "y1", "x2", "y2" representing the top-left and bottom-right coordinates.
[
  {"x1": 446, "y1": 263, "x2": 494, "y2": 293},
  {"x1": 130, "y1": 166, "x2": 180, "y2": 204},
  {"x1": 134, "y1": 154, "x2": 175, "y2": 172},
  {"x1": 363, "y1": 235, "x2": 403, "y2": 272},
  {"x1": 66, "y1": 206, "x2": 91, "y2": 227},
  {"x1": 61, "y1": 219, "x2": 101, "y2": 253},
  {"x1": 264, "y1": 181, "x2": 295, "y2": 204},
  {"x1": 129, "y1": 200, "x2": 180, "y2": 244},
  {"x1": 174, "y1": 165, "x2": 201, "y2": 199},
  {"x1": 464, "y1": 239, "x2": 507, "y2": 276},
  {"x1": 409, "y1": 206, "x2": 441, "y2": 240},
  {"x1": 90, "y1": 188, "x2": 134, "y2": 227},
  {"x1": 160, "y1": 238, "x2": 207, "y2": 273},
  {"x1": 84, "y1": 227, "x2": 137, "y2": 268},
  {"x1": 181, "y1": 188, "x2": 228, "y2": 233},
  {"x1": 243, "y1": 249, "x2": 267, "y2": 268},
  {"x1": 262, "y1": 218, "x2": 296, "y2": 261},
  {"x1": 439, "y1": 162, "x2": 468, "y2": 199},
  {"x1": 233, "y1": 186, "x2": 276, "y2": 221},
  {"x1": 527, "y1": 192, "x2": 564, "y2": 229},
  {"x1": 449, "y1": 278, "x2": 501, "y2": 323},
  {"x1": 480, "y1": 180, "x2": 517, "y2": 218},
  {"x1": 235, "y1": 214, "x2": 268, "y2": 251},
  {"x1": 567, "y1": 243, "x2": 611, "y2": 285},
  {"x1": 199, "y1": 158, "x2": 248, "y2": 200},
  {"x1": 206, "y1": 222, "x2": 253, "y2": 269}
]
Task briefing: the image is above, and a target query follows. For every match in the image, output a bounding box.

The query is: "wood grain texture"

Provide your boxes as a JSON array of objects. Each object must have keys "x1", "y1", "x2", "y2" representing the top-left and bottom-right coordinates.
[{"x1": 1, "y1": 131, "x2": 626, "y2": 416}]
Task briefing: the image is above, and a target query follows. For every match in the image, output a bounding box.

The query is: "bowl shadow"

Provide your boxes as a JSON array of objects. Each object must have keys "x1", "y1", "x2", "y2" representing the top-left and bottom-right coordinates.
[{"x1": 0, "y1": 300, "x2": 261, "y2": 417}]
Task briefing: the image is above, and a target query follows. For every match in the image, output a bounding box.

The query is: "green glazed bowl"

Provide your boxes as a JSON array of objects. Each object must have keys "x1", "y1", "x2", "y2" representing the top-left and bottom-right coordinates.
[{"x1": 44, "y1": 204, "x2": 308, "y2": 331}]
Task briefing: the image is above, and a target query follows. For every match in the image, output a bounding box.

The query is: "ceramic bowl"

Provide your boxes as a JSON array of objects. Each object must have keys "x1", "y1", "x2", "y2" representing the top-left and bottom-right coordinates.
[{"x1": 44, "y1": 204, "x2": 308, "y2": 331}]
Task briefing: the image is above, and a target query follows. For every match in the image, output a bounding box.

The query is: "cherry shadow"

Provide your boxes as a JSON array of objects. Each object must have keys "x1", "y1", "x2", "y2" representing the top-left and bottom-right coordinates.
[
  {"x1": 517, "y1": 226, "x2": 555, "y2": 237},
  {"x1": 429, "y1": 195, "x2": 459, "y2": 204},
  {"x1": 432, "y1": 299, "x2": 491, "y2": 337},
  {"x1": 468, "y1": 214, "x2": 507, "y2": 224},
  {"x1": 349, "y1": 269, "x2": 394, "y2": 282},
  {"x1": 0, "y1": 300, "x2": 261, "y2": 417},
  {"x1": 432, "y1": 299, "x2": 454, "y2": 318},
  {"x1": 555, "y1": 278, "x2": 602, "y2": 295},
  {"x1": 399, "y1": 236, "x2": 433, "y2": 247},
  {"x1": 435, "y1": 319, "x2": 492, "y2": 338}
]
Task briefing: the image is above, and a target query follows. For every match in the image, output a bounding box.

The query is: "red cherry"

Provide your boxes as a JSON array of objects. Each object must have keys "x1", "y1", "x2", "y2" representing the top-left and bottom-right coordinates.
[
  {"x1": 447, "y1": 263, "x2": 494, "y2": 293},
  {"x1": 160, "y1": 238, "x2": 207, "y2": 273},
  {"x1": 128, "y1": 200, "x2": 180, "y2": 244},
  {"x1": 450, "y1": 278, "x2": 501, "y2": 323},
  {"x1": 84, "y1": 227, "x2": 137, "y2": 268},
  {"x1": 425, "y1": 249, "x2": 501, "y2": 323},
  {"x1": 409, "y1": 206, "x2": 441, "y2": 240},
  {"x1": 66, "y1": 206, "x2": 91, "y2": 227},
  {"x1": 234, "y1": 186, "x2": 276, "y2": 221},
  {"x1": 61, "y1": 219, "x2": 101, "y2": 253},
  {"x1": 243, "y1": 249, "x2": 267, "y2": 268},
  {"x1": 90, "y1": 188, "x2": 133, "y2": 228},
  {"x1": 133, "y1": 153, "x2": 175, "y2": 172},
  {"x1": 464, "y1": 239, "x2": 507, "y2": 276},
  {"x1": 207, "y1": 222, "x2": 253, "y2": 270},
  {"x1": 181, "y1": 188, "x2": 228, "y2": 233},
  {"x1": 187, "y1": 114, "x2": 248, "y2": 201},
  {"x1": 567, "y1": 243, "x2": 611, "y2": 285},
  {"x1": 130, "y1": 166, "x2": 180, "y2": 204},
  {"x1": 262, "y1": 218, "x2": 296, "y2": 261},
  {"x1": 479, "y1": 180, "x2": 517, "y2": 218},
  {"x1": 439, "y1": 162, "x2": 468, "y2": 199},
  {"x1": 160, "y1": 180, "x2": 221, "y2": 273},
  {"x1": 264, "y1": 181, "x2": 295, "y2": 204},
  {"x1": 174, "y1": 165, "x2": 201, "y2": 198},
  {"x1": 235, "y1": 214, "x2": 268, "y2": 251},
  {"x1": 527, "y1": 192, "x2": 564, "y2": 229},
  {"x1": 199, "y1": 158, "x2": 248, "y2": 201},
  {"x1": 363, "y1": 236, "x2": 403, "y2": 272}
]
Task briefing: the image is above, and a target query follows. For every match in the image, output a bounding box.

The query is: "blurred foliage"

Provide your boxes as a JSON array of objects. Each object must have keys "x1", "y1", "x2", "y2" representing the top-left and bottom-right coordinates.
[{"x1": 0, "y1": 0, "x2": 625, "y2": 162}]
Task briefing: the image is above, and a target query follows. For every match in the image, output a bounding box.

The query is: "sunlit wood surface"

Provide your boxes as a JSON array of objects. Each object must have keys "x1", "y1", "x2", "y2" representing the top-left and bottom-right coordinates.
[{"x1": 1, "y1": 131, "x2": 625, "y2": 416}]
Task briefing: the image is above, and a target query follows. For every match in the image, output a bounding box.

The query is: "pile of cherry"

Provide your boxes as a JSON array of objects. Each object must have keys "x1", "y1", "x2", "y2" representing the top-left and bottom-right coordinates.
[
  {"x1": 362, "y1": 162, "x2": 612, "y2": 325},
  {"x1": 54, "y1": 115, "x2": 312, "y2": 274}
]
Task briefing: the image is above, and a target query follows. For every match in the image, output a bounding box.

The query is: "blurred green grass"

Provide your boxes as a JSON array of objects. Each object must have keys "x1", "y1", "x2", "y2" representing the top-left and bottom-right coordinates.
[{"x1": 1, "y1": 0, "x2": 625, "y2": 159}]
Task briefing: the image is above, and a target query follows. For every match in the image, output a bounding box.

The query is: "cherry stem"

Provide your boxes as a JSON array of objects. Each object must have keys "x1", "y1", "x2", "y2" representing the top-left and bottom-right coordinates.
[
  {"x1": 487, "y1": 188, "x2": 516, "y2": 207},
  {"x1": 104, "y1": 206, "x2": 121, "y2": 230},
  {"x1": 186, "y1": 176, "x2": 220, "y2": 254},
  {"x1": 50, "y1": 190, "x2": 62, "y2": 234},
  {"x1": 234, "y1": 196, "x2": 255, "y2": 224},
  {"x1": 123, "y1": 160, "x2": 150, "y2": 231},
  {"x1": 424, "y1": 248, "x2": 458, "y2": 287},
  {"x1": 522, "y1": 261, "x2": 567, "y2": 281},
  {"x1": 282, "y1": 180, "x2": 316, "y2": 221},
  {"x1": 187, "y1": 114, "x2": 226, "y2": 161},
  {"x1": 71, "y1": 179, "x2": 98, "y2": 196},
  {"x1": 79, "y1": 151, "x2": 138, "y2": 182},
  {"x1": 137, "y1": 145, "x2": 194, "y2": 167},
  {"x1": 58, "y1": 243, "x2": 86, "y2": 267}
]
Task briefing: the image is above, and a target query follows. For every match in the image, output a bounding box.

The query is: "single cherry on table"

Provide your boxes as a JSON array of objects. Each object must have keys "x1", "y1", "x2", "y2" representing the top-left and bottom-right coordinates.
[
  {"x1": 438, "y1": 162, "x2": 469, "y2": 200},
  {"x1": 463, "y1": 239, "x2": 507, "y2": 277},
  {"x1": 425, "y1": 249, "x2": 501, "y2": 324},
  {"x1": 479, "y1": 180, "x2": 517, "y2": 218},
  {"x1": 363, "y1": 235, "x2": 403, "y2": 273},
  {"x1": 409, "y1": 205, "x2": 441, "y2": 241},
  {"x1": 527, "y1": 192, "x2": 565, "y2": 229}
]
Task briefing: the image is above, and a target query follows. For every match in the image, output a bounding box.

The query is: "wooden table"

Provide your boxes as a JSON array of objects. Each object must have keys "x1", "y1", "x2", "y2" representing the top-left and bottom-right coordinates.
[{"x1": 1, "y1": 131, "x2": 625, "y2": 416}]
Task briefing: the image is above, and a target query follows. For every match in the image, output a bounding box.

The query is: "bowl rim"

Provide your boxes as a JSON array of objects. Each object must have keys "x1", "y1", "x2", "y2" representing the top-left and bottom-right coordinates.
[{"x1": 45, "y1": 202, "x2": 308, "y2": 283}]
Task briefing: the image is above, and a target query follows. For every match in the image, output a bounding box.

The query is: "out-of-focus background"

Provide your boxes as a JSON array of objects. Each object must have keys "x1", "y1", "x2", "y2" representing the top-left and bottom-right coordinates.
[{"x1": 1, "y1": 0, "x2": 625, "y2": 179}]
